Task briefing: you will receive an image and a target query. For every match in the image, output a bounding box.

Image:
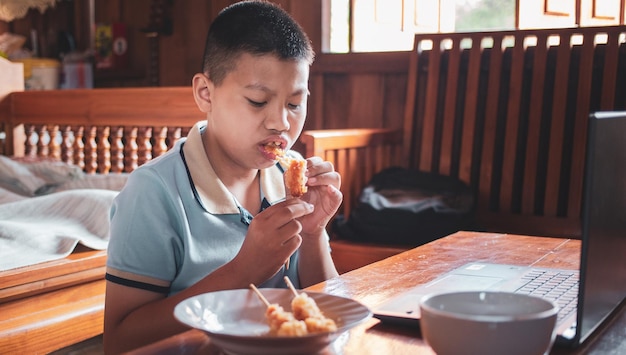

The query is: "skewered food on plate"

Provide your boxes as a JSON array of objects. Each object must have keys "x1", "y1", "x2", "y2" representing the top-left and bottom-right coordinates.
[{"x1": 250, "y1": 278, "x2": 337, "y2": 336}]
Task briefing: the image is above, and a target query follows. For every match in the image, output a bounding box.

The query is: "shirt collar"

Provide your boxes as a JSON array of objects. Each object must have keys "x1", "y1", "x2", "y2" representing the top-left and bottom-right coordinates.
[{"x1": 182, "y1": 121, "x2": 286, "y2": 214}]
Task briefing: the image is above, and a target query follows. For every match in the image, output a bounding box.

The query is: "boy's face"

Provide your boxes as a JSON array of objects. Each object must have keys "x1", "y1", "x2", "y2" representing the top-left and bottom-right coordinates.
[{"x1": 202, "y1": 53, "x2": 310, "y2": 171}]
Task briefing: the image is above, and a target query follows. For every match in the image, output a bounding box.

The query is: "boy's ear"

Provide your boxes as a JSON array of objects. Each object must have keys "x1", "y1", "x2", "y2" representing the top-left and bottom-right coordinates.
[{"x1": 192, "y1": 73, "x2": 212, "y2": 113}]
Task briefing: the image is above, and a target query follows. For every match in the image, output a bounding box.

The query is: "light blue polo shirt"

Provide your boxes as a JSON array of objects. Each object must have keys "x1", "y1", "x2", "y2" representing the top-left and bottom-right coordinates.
[{"x1": 106, "y1": 121, "x2": 300, "y2": 295}]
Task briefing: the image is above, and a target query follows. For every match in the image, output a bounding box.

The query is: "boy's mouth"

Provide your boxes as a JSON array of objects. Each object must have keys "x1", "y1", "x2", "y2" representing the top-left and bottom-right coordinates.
[{"x1": 264, "y1": 141, "x2": 286, "y2": 158}]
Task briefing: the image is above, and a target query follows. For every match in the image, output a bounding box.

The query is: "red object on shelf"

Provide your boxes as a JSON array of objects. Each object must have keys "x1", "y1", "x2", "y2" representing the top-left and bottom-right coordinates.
[{"x1": 112, "y1": 22, "x2": 129, "y2": 69}]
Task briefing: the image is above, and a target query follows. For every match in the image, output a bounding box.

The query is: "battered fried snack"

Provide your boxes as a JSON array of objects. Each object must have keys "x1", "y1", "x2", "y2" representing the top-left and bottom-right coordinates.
[
  {"x1": 265, "y1": 304, "x2": 308, "y2": 336},
  {"x1": 264, "y1": 142, "x2": 308, "y2": 197},
  {"x1": 250, "y1": 281, "x2": 337, "y2": 337},
  {"x1": 264, "y1": 141, "x2": 284, "y2": 157},
  {"x1": 292, "y1": 292, "x2": 338, "y2": 333},
  {"x1": 282, "y1": 157, "x2": 307, "y2": 197},
  {"x1": 284, "y1": 277, "x2": 337, "y2": 333}
]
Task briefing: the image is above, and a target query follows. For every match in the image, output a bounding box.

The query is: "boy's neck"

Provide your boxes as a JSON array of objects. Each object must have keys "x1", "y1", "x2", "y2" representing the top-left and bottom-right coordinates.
[
  {"x1": 227, "y1": 172, "x2": 261, "y2": 214},
  {"x1": 201, "y1": 132, "x2": 262, "y2": 213}
]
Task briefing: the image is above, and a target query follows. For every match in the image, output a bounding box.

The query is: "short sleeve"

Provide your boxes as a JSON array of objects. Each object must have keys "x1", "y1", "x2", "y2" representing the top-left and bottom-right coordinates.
[{"x1": 107, "y1": 167, "x2": 185, "y2": 287}]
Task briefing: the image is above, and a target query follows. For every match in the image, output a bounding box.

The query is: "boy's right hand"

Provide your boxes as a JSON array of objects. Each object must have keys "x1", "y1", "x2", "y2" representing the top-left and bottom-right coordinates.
[{"x1": 234, "y1": 198, "x2": 314, "y2": 278}]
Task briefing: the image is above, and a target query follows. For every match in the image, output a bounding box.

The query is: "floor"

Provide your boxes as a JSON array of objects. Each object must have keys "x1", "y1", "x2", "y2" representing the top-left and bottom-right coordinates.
[{"x1": 49, "y1": 335, "x2": 104, "y2": 355}]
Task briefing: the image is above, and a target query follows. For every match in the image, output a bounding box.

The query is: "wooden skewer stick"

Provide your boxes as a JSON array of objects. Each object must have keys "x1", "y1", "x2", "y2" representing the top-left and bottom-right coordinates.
[
  {"x1": 249, "y1": 283, "x2": 271, "y2": 307},
  {"x1": 283, "y1": 276, "x2": 299, "y2": 297}
]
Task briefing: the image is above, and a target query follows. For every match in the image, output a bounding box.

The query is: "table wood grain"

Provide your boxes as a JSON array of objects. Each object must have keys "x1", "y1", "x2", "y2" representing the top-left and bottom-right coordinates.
[{"x1": 126, "y1": 231, "x2": 625, "y2": 355}]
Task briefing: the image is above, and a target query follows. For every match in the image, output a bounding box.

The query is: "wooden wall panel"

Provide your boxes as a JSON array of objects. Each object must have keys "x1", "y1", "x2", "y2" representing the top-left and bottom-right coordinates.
[
  {"x1": 310, "y1": 51, "x2": 410, "y2": 131},
  {"x1": 346, "y1": 74, "x2": 386, "y2": 128},
  {"x1": 305, "y1": 73, "x2": 324, "y2": 131},
  {"x1": 0, "y1": 0, "x2": 407, "y2": 133},
  {"x1": 119, "y1": 0, "x2": 151, "y2": 85},
  {"x1": 284, "y1": 0, "x2": 323, "y2": 56},
  {"x1": 0, "y1": 0, "x2": 410, "y2": 133},
  {"x1": 157, "y1": 0, "x2": 323, "y2": 87},
  {"x1": 314, "y1": 71, "x2": 408, "y2": 131},
  {"x1": 322, "y1": 74, "x2": 352, "y2": 129},
  {"x1": 381, "y1": 73, "x2": 409, "y2": 128},
  {"x1": 158, "y1": 0, "x2": 213, "y2": 87}
]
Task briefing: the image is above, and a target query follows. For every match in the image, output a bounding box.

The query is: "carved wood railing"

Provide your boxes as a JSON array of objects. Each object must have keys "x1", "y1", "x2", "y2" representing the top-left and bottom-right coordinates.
[
  {"x1": 19, "y1": 123, "x2": 189, "y2": 173},
  {"x1": 0, "y1": 87, "x2": 201, "y2": 173}
]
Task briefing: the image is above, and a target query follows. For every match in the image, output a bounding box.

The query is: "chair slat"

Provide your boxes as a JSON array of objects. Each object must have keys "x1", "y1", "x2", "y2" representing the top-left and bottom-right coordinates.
[
  {"x1": 419, "y1": 38, "x2": 443, "y2": 172},
  {"x1": 567, "y1": 33, "x2": 596, "y2": 219},
  {"x1": 544, "y1": 33, "x2": 573, "y2": 216},
  {"x1": 478, "y1": 35, "x2": 505, "y2": 212},
  {"x1": 521, "y1": 34, "x2": 549, "y2": 215},
  {"x1": 499, "y1": 35, "x2": 525, "y2": 213},
  {"x1": 459, "y1": 38, "x2": 483, "y2": 185},
  {"x1": 440, "y1": 38, "x2": 462, "y2": 176}
]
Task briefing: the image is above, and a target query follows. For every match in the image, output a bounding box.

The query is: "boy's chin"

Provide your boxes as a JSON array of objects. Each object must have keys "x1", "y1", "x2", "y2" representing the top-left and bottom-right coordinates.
[{"x1": 259, "y1": 159, "x2": 280, "y2": 169}]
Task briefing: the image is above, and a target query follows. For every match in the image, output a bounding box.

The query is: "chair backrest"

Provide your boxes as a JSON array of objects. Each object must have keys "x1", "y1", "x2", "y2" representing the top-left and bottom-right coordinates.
[
  {"x1": 403, "y1": 26, "x2": 626, "y2": 237},
  {"x1": 300, "y1": 128, "x2": 403, "y2": 220}
]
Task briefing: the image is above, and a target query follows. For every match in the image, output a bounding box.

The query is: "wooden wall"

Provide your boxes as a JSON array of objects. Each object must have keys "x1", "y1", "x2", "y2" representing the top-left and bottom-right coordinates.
[
  {"x1": 1, "y1": 0, "x2": 407, "y2": 132},
  {"x1": 307, "y1": 52, "x2": 409, "y2": 131}
]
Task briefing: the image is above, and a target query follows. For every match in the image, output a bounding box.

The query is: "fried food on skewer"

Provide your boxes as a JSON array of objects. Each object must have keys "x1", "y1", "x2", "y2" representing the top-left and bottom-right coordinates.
[
  {"x1": 282, "y1": 157, "x2": 307, "y2": 197},
  {"x1": 263, "y1": 142, "x2": 307, "y2": 270},
  {"x1": 250, "y1": 283, "x2": 307, "y2": 336},
  {"x1": 264, "y1": 141, "x2": 284, "y2": 158},
  {"x1": 266, "y1": 304, "x2": 308, "y2": 336},
  {"x1": 263, "y1": 142, "x2": 308, "y2": 198},
  {"x1": 283, "y1": 277, "x2": 338, "y2": 333},
  {"x1": 251, "y1": 280, "x2": 338, "y2": 336}
]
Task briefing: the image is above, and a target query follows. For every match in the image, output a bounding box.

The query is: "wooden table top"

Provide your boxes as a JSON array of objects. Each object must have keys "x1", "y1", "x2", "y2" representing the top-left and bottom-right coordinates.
[{"x1": 127, "y1": 231, "x2": 626, "y2": 355}]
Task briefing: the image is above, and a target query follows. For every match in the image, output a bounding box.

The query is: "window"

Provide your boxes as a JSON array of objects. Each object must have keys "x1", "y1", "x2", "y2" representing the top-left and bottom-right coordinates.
[{"x1": 328, "y1": 0, "x2": 623, "y2": 53}]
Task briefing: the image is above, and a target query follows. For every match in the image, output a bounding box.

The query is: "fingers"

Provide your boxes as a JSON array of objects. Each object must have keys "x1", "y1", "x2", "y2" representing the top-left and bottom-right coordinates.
[
  {"x1": 304, "y1": 158, "x2": 340, "y2": 190},
  {"x1": 259, "y1": 198, "x2": 314, "y2": 226},
  {"x1": 304, "y1": 156, "x2": 328, "y2": 176}
]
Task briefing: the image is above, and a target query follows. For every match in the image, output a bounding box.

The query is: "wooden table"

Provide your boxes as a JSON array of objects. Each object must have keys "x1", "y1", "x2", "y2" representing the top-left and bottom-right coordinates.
[{"x1": 127, "y1": 231, "x2": 626, "y2": 355}]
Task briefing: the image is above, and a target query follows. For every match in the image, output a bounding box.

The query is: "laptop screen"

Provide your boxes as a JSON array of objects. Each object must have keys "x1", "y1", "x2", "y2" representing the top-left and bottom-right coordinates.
[{"x1": 578, "y1": 111, "x2": 626, "y2": 343}]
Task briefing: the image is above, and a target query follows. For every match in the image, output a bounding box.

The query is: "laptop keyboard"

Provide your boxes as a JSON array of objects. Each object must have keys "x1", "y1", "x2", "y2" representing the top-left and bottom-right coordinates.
[{"x1": 515, "y1": 269, "x2": 579, "y2": 322}]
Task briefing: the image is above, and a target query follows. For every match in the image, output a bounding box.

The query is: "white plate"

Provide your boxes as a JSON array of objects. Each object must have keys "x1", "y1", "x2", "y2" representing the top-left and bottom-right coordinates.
[{"x1": 174, "y1": 288, "x2": 372, "y2": 355}]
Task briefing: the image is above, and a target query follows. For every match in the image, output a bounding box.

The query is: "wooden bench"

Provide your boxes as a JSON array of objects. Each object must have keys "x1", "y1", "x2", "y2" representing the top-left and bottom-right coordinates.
[
  {"x1": 300, "y1": 128, "x2": 407, "y2": 273},
  {"x1": 301, "y1": 26, "x2": 626, "y2": 272}
]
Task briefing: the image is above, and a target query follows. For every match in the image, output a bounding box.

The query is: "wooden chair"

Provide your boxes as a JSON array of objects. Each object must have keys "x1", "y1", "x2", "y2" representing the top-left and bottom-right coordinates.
[
  {"x1": 300, "y1": 26, "x2": 626, "y2": 273},
  {"x1": 403, "y1": 26, "x2": 625, "y2": 238},
  {"x1": 300, "y1": 129, "x2": 408, "y2": 273}
]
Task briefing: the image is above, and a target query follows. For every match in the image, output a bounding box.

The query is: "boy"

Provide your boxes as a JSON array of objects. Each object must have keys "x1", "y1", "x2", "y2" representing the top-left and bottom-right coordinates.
[{"x1": 103, "y1": 1, "x2": 342, "y2": 353}]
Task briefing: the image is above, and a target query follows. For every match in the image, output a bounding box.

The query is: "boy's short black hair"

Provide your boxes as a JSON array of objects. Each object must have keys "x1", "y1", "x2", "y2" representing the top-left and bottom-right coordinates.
[{"x1": 201, "y1": 0, "x2": 315, "y2": 85}]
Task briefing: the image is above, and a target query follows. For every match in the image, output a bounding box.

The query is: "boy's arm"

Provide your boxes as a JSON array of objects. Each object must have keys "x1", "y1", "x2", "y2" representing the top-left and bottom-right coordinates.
[
  {"x1": 297, "y1": 226, "x2": 339, "y2": 287},
  {"x1": 104, "y1": 247, "x2": 287, "y2": 353},
  {"x1": 104, "y1": 197, "x2": 318, "y2": 353},
  {"x1": 104, "y1": 263, "x2": 250, "y2": 353}
]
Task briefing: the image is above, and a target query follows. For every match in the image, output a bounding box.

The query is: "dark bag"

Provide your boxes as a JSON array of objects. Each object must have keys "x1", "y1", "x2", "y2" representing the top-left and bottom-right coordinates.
[{"x1": 332, "y1": 167, "x2": 475, "y2": 247}]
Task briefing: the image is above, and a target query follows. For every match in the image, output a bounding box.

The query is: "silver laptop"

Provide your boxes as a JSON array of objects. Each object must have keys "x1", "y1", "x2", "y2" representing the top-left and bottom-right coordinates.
[{"x1": 374, "y1": 111, "x2": 626, "y2": 347}]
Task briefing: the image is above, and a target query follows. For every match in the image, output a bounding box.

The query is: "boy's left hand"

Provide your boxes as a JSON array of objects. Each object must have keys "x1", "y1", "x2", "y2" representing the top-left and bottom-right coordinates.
[{"x1": 296, "y1": 156, "x2": 342, "y2": 235}]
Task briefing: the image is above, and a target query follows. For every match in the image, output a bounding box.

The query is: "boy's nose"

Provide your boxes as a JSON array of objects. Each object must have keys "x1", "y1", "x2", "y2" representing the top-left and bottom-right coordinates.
[{"x1": 265, "y1": 107, "x2": 290, "y2": 132}]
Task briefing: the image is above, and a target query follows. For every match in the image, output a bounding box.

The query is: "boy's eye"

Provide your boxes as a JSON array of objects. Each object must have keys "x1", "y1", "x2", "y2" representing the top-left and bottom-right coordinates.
[
  {"x1": 247, "y1": 99, "x2": 266, "y2": 107},
  {"x1": 288, "y1": 103, "x2": 300, "y2": 110}
]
